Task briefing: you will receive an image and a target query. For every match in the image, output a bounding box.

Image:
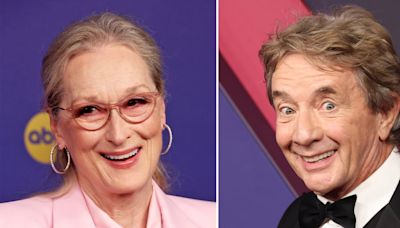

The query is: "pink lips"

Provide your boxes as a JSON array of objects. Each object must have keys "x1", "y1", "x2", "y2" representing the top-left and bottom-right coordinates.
[{"x1": 100, "y1": 147, "x2": 141, "y2": 169}]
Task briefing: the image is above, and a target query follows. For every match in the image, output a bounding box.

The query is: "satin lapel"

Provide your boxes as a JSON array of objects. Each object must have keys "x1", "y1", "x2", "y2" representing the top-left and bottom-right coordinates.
[
  {"x1": 373, "y1": 207, "x2": 400, "y2": 228},
  {"x1": 372, "y1": 181, "x2": 400, "y2": 228},
  {"x1": 52, "y1": 185, "x2": 96, "y2": 228},
  {"x1": 278, "y1": 193, "x2": 304, "y2": 228}
]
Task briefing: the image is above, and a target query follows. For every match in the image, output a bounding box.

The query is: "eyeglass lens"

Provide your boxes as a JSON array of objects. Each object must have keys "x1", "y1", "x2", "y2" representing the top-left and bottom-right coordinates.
[{"x1": 71, "y1": 93, "x2": 158, "y2": 130}]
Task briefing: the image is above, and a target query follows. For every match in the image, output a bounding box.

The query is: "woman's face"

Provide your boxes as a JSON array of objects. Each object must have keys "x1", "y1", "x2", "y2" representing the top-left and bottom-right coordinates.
[{"x1": 51, "y1": 44, "x2": 165, "y2": 195}]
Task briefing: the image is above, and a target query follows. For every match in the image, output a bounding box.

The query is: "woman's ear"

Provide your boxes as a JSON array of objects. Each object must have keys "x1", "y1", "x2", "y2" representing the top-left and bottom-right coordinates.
[
  {"x1": 159, "y1": 100, "x2": 166, "y2": 128},
  {"x1": 378, "y1": 97, "x2": 400, "y2": 141},
  {"x1": 48, "y1": 110, "x2": 66, "y2": 149}
]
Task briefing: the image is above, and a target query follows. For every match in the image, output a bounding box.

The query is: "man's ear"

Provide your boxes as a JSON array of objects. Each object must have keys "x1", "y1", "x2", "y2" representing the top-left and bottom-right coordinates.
[
  {"x1": 378, "y1": 97, "x2": 400, "y2": 141},
  {"x1": 48, "y1": 110, "x2": 66, "y2": 149}
]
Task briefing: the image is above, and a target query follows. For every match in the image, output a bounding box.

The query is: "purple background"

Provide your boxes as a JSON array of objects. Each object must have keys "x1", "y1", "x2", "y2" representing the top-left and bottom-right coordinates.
[
  {"x1": 0, "y1": 1, "x2": 215, "y2": 202},
  {"x1": 219, "y1": 0, "x2": 400, "y2": 227}
]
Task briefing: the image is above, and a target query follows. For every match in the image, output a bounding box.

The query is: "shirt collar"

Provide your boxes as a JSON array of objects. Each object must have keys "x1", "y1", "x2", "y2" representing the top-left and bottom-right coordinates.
[{"x1": 317, "y1": 146, "x2": 400, "y2": 228}]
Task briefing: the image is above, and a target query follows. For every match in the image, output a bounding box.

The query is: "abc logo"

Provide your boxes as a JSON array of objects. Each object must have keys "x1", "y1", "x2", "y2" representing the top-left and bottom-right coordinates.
[{"x1": 24, "y1": 112, "x2": 55, "y2": 164}]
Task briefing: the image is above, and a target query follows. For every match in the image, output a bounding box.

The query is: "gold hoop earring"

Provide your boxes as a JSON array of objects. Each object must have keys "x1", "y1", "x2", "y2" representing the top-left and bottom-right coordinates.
[
  {"x1": 161, "y1": 124, "x2": 173, "y2": 155},
  {"x1": 50, "y1": 144, "x2": 71, "y2": 174}
]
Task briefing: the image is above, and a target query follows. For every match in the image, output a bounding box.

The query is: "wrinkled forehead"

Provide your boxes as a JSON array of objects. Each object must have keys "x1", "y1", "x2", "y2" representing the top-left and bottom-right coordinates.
[
  {"x1": 271, "y1": 54, "x2": 365, "y2": 102},
  {"x1": 61, "y1": 44, "x2": 156, "y2": 104}
]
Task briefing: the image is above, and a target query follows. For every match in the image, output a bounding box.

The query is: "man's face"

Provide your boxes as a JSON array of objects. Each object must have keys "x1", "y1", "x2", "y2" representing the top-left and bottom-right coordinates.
[{"x1": 271, "y1": 54, "x2": 388, "y2": 199}]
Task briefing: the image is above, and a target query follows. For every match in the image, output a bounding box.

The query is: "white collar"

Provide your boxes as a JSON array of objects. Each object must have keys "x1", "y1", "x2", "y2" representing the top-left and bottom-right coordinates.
[{"x1": 317, "y1": 146, "x2": 400, "y2": 228}]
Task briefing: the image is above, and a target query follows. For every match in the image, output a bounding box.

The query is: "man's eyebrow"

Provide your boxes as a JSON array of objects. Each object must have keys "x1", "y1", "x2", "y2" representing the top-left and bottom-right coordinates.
[
  {"x1": 313, "y1": 86, "x2": 337, "y2": 97},
  {"x1": 271, "y1": 86, "x2": 337, "y2": 104},
  {"x1": 271, "y1": 91, "x2": 294, "y2": 106},
  {"x1": 272, "y1": 90, "x2": 290, "y2": 100}
]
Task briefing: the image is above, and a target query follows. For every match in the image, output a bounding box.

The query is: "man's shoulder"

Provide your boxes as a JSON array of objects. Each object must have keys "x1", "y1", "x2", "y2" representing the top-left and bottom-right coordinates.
[
  {"x1": 0, "y1": 195, "x2": 53, "y2": 227},
  {"x1": 278, "y1": 192, "x2": 312, "y2": 228}
]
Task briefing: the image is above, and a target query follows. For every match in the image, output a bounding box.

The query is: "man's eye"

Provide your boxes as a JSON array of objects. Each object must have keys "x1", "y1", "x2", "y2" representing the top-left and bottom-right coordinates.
[
  {"x1": 322, "y1": 101, "x2": 336, "y2": 111},
  {"x1": 280, "y1": 107, "x2": 295, "y2": 115}
]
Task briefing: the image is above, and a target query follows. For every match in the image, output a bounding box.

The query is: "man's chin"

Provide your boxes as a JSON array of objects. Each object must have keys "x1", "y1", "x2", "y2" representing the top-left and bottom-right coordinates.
[
  {"x1": 306, "y1": 183, "x2": 345, "y2": 200},
  {"x1": 302, "y1": 176, "x2": 337, "y2": 196}
]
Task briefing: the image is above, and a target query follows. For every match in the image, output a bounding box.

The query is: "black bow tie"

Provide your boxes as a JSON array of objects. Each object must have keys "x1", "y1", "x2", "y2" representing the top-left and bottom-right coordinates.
[{"x1": 299, "y1": 192, "x2": 357, "y2": 228}]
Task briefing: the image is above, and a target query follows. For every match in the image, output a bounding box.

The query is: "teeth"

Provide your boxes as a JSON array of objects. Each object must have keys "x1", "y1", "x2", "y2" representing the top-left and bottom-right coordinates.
[
  {"x1": 103, "y1": 149, "x2": 138, "y2": 161},
  {"x1": 303, "y1": 150, "x2": 335, "y2": 163}
]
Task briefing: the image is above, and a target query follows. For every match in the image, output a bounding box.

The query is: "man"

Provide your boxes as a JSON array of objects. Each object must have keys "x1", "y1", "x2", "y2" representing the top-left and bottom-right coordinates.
[{"x1": 259, "y1": 5, "x2": 400, "y2": 228}]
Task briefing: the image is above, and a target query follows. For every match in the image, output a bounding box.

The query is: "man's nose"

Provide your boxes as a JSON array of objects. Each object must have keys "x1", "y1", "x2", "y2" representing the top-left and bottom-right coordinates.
[{"x1": 292, "y1": 110, "x2": 323, "y2": 146}]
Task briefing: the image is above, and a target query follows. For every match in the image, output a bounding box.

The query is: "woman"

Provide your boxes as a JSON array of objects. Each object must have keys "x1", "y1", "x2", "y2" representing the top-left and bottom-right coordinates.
[{"x1": 0, "y1": 13, "x2": 215, "y2": 227}]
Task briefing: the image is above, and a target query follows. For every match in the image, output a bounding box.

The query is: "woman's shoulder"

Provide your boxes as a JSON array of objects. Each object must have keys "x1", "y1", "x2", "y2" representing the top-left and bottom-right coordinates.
[
  {"x1": 153, "y1": 182, "x2": 216, "y2": 227},
  {"x1": 166, "y1": 194, "x2": 215, "y2": 213},
  {"x1": 0, "y1": 195, "x2": 53, "y2": 227},
  {"x1": 162, "y1": 193, "x2": 216, "y2": 227}
]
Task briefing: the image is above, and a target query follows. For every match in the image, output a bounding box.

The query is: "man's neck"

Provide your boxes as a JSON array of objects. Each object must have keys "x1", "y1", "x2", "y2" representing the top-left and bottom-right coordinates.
[{"x1": 324, "y1": 144, "x2": 395, "y2": 201}]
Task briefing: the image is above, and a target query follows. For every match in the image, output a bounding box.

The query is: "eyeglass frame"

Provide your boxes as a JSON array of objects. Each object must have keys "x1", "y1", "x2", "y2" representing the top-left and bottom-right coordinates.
[{"x1": 50, "y1": 91, "x2": 161, "y2": 131}]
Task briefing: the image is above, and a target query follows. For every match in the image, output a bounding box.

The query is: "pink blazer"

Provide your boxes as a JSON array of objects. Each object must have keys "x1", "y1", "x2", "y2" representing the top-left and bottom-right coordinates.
[{"x1": 0, "y1": 182, "x2": 215, "y2": 227}]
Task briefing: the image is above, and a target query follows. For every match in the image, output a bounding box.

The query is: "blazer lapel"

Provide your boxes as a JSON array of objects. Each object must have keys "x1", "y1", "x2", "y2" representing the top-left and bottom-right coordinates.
[
  {"x1": 52, "y1": 185, "x2": 96, "y2": 228},
  {"x1": 152, "y1": 183, "x2": 201, "y2": 228}
]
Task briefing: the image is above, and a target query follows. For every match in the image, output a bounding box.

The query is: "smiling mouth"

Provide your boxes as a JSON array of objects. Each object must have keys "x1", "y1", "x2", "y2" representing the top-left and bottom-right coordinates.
[
  {"x1": 302, "y1": 150, "x2": 336, "y2": 163},
  {"x1": 100, "y1": 148, "x2": 140, "y2": 161}
]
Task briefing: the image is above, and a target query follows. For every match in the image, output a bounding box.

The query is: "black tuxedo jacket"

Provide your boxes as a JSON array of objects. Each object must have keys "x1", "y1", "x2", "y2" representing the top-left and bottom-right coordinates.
[{"x1": 278, "y1": 181, "x2": 400, "y2": 228}]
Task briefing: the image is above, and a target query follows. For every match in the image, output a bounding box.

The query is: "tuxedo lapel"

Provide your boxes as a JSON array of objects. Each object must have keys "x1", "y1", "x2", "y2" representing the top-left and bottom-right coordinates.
[
  {"x1": 278, "y1": 194, "x2": 304, "y2": 228},
  {"x1": 365, "y1": 181, "x2": 400, "y2": 228}
]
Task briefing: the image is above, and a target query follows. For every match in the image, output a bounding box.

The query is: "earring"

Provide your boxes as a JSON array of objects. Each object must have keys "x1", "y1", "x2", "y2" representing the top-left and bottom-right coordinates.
[
  {"x1": 161, "y1": 123, "x2": 173, "y2": 155},
  {"x1": 50, "y1": 144, "x2": 71, "y2": 174}
]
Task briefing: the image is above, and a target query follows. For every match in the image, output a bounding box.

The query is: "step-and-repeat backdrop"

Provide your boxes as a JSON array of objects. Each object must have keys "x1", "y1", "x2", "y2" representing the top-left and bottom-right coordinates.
[{"x1": 0, "y1": 1, "x2": 216, "y2": 202}]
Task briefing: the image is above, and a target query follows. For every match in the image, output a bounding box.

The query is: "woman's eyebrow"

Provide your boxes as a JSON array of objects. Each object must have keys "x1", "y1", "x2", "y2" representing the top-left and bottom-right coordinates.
[
  {"x1": 124, "y1": 84, "x2": 152, "y2": 94},
  {"x1": 69, "y1": 84, "x2": 154, "y2": 104}
]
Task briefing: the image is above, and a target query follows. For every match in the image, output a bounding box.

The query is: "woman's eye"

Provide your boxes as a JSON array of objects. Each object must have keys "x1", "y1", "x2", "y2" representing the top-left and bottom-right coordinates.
[
  {"x1": 279, "y1": 107, "x2": 295, "y2": 115},
  {"x1": 126, "y1": 98, "x2": 148, "y2": 107},
  {"x1": 322, "y1": 101, "x2": 336, "y2": 111},
  {"x1": 75, "y1": 105, "x2": 100, "y2": 117}
]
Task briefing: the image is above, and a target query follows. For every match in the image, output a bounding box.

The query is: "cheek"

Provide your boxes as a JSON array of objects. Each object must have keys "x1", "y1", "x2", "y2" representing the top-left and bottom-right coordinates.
[
  {"x1": 64, "y1": 128, "x2": 102, "y2": 154},
  {"x1": 275, "y1": 123, "x2": 292, "y2": 149},
  {"x1": 59, "y1": 121, "x2": 103, "y2": 152},
  {"x1": 134, "y1": 110, "x2": 163, "y2": 140}
]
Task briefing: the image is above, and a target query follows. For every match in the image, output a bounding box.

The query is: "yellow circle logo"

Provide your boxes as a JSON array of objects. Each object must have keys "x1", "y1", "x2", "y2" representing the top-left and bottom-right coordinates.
[{"x1": 24, "y1": 112, "x2": 55, "y2": 164}]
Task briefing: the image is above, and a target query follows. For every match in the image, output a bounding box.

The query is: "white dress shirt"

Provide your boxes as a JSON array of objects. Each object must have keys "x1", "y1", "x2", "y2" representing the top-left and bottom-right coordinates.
[{"x1": 317, "y1": 147, "x2": 400, "y2": 228}]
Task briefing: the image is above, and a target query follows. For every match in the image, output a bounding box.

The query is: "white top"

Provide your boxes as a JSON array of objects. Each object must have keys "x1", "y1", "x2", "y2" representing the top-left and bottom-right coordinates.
[{"x1": 317, "y1": 147, "x2": 400, "y2": 228}]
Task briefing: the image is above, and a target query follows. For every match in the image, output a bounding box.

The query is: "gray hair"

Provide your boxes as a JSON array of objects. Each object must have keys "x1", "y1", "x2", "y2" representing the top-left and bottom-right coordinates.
[
  {"x1": 42, "y1": 12, "x2": 169, "y2": 193},
  {"x1": 259, "y1": 5, "x2": 400, "y2": 145}
]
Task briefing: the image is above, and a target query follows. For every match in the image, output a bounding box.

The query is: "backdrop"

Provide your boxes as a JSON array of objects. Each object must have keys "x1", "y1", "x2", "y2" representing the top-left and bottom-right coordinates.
[
  {"x1": 0, "y1": 0, "x2": 216, "y2": 202},
  {"x1": 220, "y1": 0, "x2": 400, "y2": 227}
]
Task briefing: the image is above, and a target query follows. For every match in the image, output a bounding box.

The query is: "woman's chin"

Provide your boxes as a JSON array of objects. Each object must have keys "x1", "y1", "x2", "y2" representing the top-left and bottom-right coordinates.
[{"x1": 101, "y1": 175, "x2": 153, "y2": 195}]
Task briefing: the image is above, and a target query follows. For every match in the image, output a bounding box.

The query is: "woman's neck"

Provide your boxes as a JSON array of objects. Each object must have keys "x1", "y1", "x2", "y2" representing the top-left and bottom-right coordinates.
[{"x1": 79, "y1": 178, "x2": 153, "y2": 228}]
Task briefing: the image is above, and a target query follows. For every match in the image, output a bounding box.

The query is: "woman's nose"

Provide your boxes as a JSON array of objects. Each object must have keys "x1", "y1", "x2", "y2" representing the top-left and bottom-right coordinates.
[
  {"x1": 292, "y1": 111, "x2": 323, "y2": 146},
  {"x1": 104, "y1": 109, "x2": 132, "y2": 145}
]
